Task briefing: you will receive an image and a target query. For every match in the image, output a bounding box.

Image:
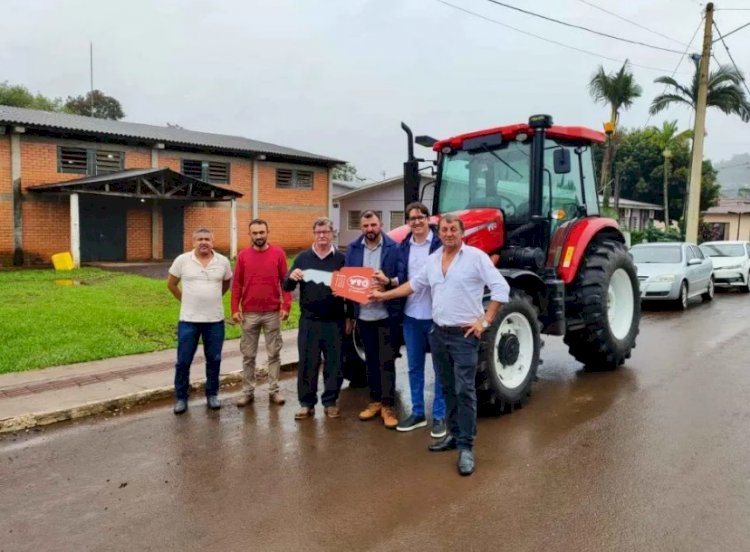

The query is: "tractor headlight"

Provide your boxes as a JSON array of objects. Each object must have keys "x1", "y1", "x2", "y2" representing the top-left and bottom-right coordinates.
[{"x1": 653, "y1": 274, "x2": 675, "y2": 282}]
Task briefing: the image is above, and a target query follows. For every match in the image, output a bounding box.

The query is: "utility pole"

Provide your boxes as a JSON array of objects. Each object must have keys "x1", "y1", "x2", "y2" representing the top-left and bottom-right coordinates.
[{"x1": 685, "y1": 2, "x2": 714, "y2": 243}]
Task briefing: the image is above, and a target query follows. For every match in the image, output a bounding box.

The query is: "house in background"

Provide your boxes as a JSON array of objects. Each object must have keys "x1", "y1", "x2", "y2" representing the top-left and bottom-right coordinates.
[
  {"x1": 332, "y1": 175, "x2": 434, "y2": 245},
  {"x1": 0, "y1": 105, "x2": 343, "y2": 266},
  {"x1": 702, "y1": 198, "x2": 750, "y2": 241},
  {"x1": 600, "y1": 196, "x2": 663, "y2": 231}
]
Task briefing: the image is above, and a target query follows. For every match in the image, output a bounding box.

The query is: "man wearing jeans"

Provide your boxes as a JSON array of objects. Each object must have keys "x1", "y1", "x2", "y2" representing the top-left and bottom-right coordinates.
[
  {"x1": 396, "y1": 202, "x2": 446, "y2": 438},
  {"x1": 371, "y1": 213, "x2": 509, "y2": 476},
  {"x1": 231, "y1": 219, "x2": 291, "y2": 407},
  {"x1": 167, "y1": 227, "x2": 233, "y2": 415}
]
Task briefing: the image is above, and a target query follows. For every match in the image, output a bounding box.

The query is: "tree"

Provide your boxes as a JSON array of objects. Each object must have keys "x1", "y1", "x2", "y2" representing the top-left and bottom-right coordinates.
[
  {"x1": 331, "y1": 162, "x2": 359, "y2": 181},
  {"x1": 650, "y1": 120, "x2": 692, "y2": 228},
  {"x1": 588, "y1": 61, "x2": 643, "y2": 209},
  {"x1": 0, "y1": 81, "x2": 63, "y2": 111},
  {"x1": 650, "y1": 57, "x2": 750, "y2": 122},
  {"x1": 64, "y1": 89, "x2": 125, "y2": 120}
]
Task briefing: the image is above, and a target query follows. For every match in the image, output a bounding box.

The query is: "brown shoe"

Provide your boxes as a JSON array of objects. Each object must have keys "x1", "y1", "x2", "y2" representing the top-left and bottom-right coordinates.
[
  {"x1": 294, "y1": 407, "x2": 314, "y2": 420},
  {"x1": 324, "y1": 406, "x2": 341, "y2": 418},
  {"x1": 269, "y1": 392, "x2": 286, "y2": 406},
  {"x1": 358, "y1": 402, "x2": 382, "y2": 421},
  {"x1": 381, "y1": 406, "x2": 398, "y2": 429},
  {"x1": 236, "y1": 394, "x2": 254, "y2": 407}
]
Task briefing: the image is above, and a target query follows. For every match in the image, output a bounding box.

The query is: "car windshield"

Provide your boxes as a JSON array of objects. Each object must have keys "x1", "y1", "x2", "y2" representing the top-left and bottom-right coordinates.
[
  {"x1": 699, "y1": 243, "x2": 745, "y2": 257},
  {"x1": 631, "y1": 245, "x2": 682, "y2": 263}
]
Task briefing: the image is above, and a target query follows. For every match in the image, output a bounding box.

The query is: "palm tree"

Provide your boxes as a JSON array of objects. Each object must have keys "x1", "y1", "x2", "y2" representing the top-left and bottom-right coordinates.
[
  {"x1": 589, "y1": 61, "x2": 643, "y2": 209},
  {"x1": 651, "y1": 120, "x2": 692, "y2": 228},
  {"x1": 650, "y1": 57, "x2": 750, "y2": 122}
]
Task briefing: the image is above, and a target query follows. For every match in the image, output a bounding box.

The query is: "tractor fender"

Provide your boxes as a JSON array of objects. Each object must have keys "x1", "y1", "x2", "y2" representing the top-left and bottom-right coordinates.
[
  {"x1": 497, "y1": 268, "x2": 547, "y2": 305},
  {"x1": 549, "y1": 218, "x2": 625, "y2": 284}
]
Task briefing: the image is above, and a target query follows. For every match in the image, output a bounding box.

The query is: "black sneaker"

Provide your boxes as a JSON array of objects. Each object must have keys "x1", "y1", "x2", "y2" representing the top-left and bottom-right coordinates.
[
  {"x1": 396, "y1": 414, "x2": 427, "y2": 432},
  {"x1": 430, "y1": 419, "x2": 447, "y2": 438}
]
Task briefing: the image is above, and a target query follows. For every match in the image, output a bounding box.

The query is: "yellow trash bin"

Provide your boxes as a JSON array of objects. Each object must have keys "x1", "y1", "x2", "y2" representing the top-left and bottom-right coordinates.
[{"x1": 51, "y1": 252, "x2": 75, "y2": 271}]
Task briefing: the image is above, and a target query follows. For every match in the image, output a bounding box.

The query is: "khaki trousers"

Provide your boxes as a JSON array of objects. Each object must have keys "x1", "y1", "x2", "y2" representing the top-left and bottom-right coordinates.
[{"x1": 240, "y1": 311, "x2": 283, "y2": 395}]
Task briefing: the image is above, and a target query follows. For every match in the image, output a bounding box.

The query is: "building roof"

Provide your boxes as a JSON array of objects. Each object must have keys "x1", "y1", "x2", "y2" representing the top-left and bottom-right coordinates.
[
  {"x1": 0, "y1": 105, "x2": 344, "y2": 165},
  {"x1": 28, "y1": 168, "x2": 242, "y2": 202},
  {"x1": 599, "y1": 196, "x2": 663, "y2": 210},
  {"x1": 333, "y1": 174, "x2": 433, "y2": 200},
  {"x1": 703, "y1": 197, "x2": 750, "y2": 214}
]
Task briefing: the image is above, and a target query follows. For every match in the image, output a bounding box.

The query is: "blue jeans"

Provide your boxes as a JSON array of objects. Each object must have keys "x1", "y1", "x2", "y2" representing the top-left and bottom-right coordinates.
[
  {"x1": 403, "y1": 315, "x2": 445, "y2": 420},
  {"x1": 428, "y1": 326, "x2": 480, "y2": 450},
  {"x1": 175, "y1": 321, "x2": 225, "y2": 401}
]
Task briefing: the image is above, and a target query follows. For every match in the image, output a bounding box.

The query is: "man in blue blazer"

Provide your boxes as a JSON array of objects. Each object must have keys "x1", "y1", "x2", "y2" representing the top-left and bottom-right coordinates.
[{"x1": 345, "y1": 210, "x2": 404, "y2": 429}]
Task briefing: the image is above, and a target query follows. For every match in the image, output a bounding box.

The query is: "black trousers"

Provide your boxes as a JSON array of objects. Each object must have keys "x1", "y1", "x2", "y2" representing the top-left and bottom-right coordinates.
[
  {"x1": 358, "y1": 318, "x2": 399, "y2": 407},
  {"x1": 297, "y1": 317, "x2": 344, "y2": 407}
]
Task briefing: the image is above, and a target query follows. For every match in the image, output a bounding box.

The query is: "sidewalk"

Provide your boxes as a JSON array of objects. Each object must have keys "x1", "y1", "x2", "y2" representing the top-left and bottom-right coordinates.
[{"x1": 0, "y1": 329, "x2": 299, "y2": 433}]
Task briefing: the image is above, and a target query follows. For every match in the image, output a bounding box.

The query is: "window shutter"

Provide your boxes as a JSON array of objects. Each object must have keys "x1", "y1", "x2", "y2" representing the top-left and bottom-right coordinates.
[
  {"x1": 296, "y1": 170, "x2": 314, "y2": 189},
  {"x1": 95, "y1": 150, "x2": 123, "y2": 174},
  {"x1": 59, "y1": 147, "x2": 88, "y2": 174},
  {"x1": 390, "y1": 211, "x2": 404, "y2": 230},
  {"x1": 276, "y1": 168, "x2": 294, "y2": 188},
  {"x1": 347, "y1": 211, "x2": 361, "y2": 230},
  {"x1": 182, "y1": 160, "x2": 203, "y2": 179},
  {"x1": 207, "y1": 162, "x2": 229, "y2": 184}
]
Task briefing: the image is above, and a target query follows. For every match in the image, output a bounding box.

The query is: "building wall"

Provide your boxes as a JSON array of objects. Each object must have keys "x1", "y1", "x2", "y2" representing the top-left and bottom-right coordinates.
[
  {"x1": 335, "y1": 182, "x2": 434, "y2": 245},
  {"x1": 256, "y1": 162, "x2": 330, "y2": 251},
  {"x1": 704, "y1": 213, "x2": 750, "y2": 241},
  {"x1": 0, "y1": 132, "x2": 331, "y2": 264}
]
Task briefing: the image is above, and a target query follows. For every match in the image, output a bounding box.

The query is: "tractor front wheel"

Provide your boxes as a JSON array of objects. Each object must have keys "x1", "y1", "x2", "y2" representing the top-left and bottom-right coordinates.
[
  {"x1": 564, "y1": 240, "x2": 640, "y2": 370},
  {"x1": 476, "y1": 291, "x2": 541, "y2": 414}
]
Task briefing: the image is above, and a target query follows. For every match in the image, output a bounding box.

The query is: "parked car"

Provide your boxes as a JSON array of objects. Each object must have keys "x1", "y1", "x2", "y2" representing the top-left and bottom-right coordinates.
[
  {"x1": 630, "y1": 242, "x2": 714, "y2": 310},
  {"x1": 698, "y1": 240, "x2": 750, "y2": 292}
]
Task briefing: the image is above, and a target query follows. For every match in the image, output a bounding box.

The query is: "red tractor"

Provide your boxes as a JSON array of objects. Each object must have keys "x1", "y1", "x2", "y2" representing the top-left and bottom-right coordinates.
[{"x1": 385, "y1": 114, "x2": 641, "y2": 413}]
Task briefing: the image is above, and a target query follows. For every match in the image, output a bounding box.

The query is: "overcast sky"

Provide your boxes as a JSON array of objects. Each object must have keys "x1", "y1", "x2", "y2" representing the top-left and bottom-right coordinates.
[{"x1": 2, "y1": 0, "x2": 749, "y2": 180}]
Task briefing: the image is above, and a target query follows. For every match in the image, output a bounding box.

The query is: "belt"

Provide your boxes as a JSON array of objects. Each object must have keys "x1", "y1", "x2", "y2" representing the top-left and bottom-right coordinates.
[{"x1": 433, "y1": 324, "x2": 469, "y2": 334}]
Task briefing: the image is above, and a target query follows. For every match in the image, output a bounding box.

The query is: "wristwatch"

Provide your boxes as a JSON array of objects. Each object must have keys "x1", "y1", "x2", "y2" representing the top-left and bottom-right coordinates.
[{"x1": 481, "y1": 319, "x2": 490, "y2": 329}]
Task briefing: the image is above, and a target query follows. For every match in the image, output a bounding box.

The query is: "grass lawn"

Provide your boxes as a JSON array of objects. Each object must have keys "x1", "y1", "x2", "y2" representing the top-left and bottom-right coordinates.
[{"x1": 0, "y1": 268, "x2": 300, "y2": 374}]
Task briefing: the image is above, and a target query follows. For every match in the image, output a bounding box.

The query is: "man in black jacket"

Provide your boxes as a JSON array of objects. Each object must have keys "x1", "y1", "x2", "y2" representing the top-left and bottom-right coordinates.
[{"x1": 284, "y1": 217, "x2": 348, "y2": 420}]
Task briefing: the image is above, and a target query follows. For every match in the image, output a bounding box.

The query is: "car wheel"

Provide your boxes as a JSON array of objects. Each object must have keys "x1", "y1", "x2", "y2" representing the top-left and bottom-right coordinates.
[
  {"x1": 701, "y1": 277, "x2": 714, "y2": 302},
  {"x1": 675, "y1": 281, "x2": 688, "y2": 311}
]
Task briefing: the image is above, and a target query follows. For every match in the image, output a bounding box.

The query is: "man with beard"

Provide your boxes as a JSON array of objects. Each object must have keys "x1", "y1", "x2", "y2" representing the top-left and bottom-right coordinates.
[
  {"x1": 167, "y1": 228, "x2": 233, "y2": 414},
  {"x1": 345, "y1": 210, "x2": 403, "y2": 429},
  {"x1": 232, "y1": 219, "x2": 292, "y2": 407},
  {"x1": 284, "y1": 217, "x2": 348, "y2": 420}
]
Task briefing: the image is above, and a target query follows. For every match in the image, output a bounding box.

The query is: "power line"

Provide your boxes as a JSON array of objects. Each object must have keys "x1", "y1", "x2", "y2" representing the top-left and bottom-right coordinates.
[
  {"x1": 713, "y1": 20, "x2": 750, "y2": 42},
  {"x1": 435, "y1": 0, "x2": 687, "y2": 74},
  {"x1": 644, "y1": 15, "x2": 704, "y2": 127},
  {"x1": 483, "y1": 0, "x2": 685, "y2": 54},
  {"x1": 575, "y1": 0, "x2": 686, "y2": 46},
  {"x1": 713, "y1": 20, "x2": 750, "y2": 97}
]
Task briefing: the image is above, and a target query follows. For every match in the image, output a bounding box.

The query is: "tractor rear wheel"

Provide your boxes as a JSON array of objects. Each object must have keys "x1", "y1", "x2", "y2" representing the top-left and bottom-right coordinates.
[
  {"x1": 564, "y1": 240, "x2": 640, "y2": 370},
  {"x1": 476, "y1": 291, "x2": 541, "y2": 414},
  {"x1": 342, "y1": 324, "x2": 368, "y2": 388}
]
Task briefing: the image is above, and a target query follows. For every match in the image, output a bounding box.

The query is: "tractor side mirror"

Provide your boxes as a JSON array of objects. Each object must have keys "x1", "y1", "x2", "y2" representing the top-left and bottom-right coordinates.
[{"x1": 553, "y1": 148, "x2": 571, "y2": 174}]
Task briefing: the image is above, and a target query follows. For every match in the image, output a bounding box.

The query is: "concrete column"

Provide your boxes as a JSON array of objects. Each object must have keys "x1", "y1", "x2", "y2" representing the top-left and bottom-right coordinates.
[
  {"x1": 251, "y1": 158, "x2": 259, "y2": 219},
  {"x1": 10, "y1": 131, "x2": 22, "y2": 265},
  {"x1": 328, "y1": 167, "x2": 334, "y2": 221},
  {"x1": 70, "y1": 193, "x2": 80, "y2": 268},
  {"x1": 230, "y1": 199, "x2": 237, "y2": 259},
  {"x1": 151, "y1": 148, "x2": 159, "y2": 169}
]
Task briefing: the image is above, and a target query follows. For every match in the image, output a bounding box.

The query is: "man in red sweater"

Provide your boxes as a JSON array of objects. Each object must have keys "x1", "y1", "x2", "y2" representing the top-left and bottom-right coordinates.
[{"x1": 231, "y1": 219, "x2": 292, "y2": 407}]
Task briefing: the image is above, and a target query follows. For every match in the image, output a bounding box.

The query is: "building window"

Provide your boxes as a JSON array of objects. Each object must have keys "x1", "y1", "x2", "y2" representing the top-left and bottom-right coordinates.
[
  {"x1": 180, "y1": 159, "x2": 230, "y2": 184},
  {"x1": 390, "y1": 211, "x2": 404, "y2": 229},
  {"x1": 58, "y1": 147, "x2": 124, "y2": 175},
  {"x1": 347, "y1": 211, "x2": 361, "y2": 230},
  {"x1": 276, "y1": 168, "x2": 314, "y2": 189}
]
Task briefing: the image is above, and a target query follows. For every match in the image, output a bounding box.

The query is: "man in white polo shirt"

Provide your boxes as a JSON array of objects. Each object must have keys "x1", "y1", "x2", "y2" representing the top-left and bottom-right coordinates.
[{"x1": 167, "y1": 227, "x2": 233, "y2": 415}]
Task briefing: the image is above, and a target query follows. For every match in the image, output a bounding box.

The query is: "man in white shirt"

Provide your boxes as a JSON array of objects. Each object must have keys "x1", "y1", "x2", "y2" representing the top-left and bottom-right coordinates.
[
  {"x1": 167, "y1": 228, "x2": 233, "y2": 415},
  {"x1": 371, "y1": 213, "x2": 510, "y2": 476}
]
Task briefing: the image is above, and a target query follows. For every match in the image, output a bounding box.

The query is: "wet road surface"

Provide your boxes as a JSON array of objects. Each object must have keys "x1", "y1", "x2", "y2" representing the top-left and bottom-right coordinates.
[{"x1": 2, "y1": 292, "x2": 750, "y2": 551}]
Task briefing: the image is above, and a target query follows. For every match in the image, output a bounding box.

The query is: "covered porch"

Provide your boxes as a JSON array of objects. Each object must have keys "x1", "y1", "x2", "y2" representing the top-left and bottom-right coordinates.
[{"x1": 29, "y1": 168, "x2": 243, "y2": 267}]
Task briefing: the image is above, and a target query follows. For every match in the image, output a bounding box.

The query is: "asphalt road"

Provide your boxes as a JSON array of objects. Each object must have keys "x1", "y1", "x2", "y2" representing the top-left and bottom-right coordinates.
[{"x1": 2, "y1": 291, "x2": 750, "y2": 552}]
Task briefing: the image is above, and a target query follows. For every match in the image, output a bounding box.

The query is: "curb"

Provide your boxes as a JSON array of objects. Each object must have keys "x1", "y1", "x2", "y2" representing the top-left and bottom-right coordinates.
[{"x1": 0, "y1": 362, "x2": 297, "y2": 435}]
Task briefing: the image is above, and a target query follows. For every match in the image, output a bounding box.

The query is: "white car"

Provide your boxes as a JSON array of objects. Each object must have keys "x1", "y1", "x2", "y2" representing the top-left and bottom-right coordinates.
[{"x1": 699, "y1": 241, "x2": 750, "y2": 292}]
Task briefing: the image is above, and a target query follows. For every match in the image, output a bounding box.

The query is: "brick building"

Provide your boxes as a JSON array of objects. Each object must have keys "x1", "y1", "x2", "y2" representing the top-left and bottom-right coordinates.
[{"x1": 0, "y1": 105, "x2": 342, "y2": 266}]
